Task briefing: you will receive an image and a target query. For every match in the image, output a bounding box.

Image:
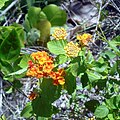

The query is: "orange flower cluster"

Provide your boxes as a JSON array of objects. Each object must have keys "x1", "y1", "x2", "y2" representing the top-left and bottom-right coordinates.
[
  {"x1": 50, "y1": 69, "x2": 65, "y2": 85},
  {"x1": 26, "y1": 51, "x2": 65, "y2": 85},
  {"x1": 77, "y1": 33, "x2": 92, "y2": 46}
]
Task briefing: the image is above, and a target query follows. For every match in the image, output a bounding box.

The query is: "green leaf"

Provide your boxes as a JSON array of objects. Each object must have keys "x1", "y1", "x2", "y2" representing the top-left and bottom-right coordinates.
[
  {"x1": 101, "y1": 50, "x2": 116, "y2": 59},
  {"x1": 110, "y1": 60, "x2": 120, "y2": 76},
  {"x1": 13, "y1": 80, "x2": 23, "y2": 89},
  {"x1": 109, "y1": 62, "x2": 117, "y2": 76},
  {"x1": 95, "y1": 79, "x2": 107, "y2": 90},
  {"x1": 70, "y1": 56, "x2": 86, "y2": 77},
  {"x1": 27, "y1": 7, "x2": 47, "y2": 28},
  {"x1": 111, "y1": 35, "x2": 120, "y2": 46},
  {"x1": 47, "y1": 40, "x2": 67, "y2": 55},
  {"x1": 36, "y1": 116, "x2": 50, "y2": 120},
  {"x1": 0, "y1": 59, "x2": 13, "y2": 75},
  {"x1": 37, "y1": 20, "x2": 51, "y2": 46},
  {"x1": 25, "y1": 7, "x2": 51, "y2": 46},
  {"x1": 55, "y1": 54, "x2": 68, "y2": 65},
  {"x1": 18, "y1": 54, "x2": 30, "y2": 68},
  {"x1": 92, "y1": 62, "x2": 108, "y2": 73},
  {"x1": 23, "y1": 15, "x2": 31, "y2": 32},
  {"x1": 26, "y1": 28, "x2": 40, "y2": 45},
  {"x1": 0, "y1": 114, "x2": 6, "y2": 120},
  {"x1": 108, "y1": 41, "x2": 120, "y2": 56},
  {"x1": 81, "y1": 73, "x2": 89, "y2": 87},
  {"x1": 43, "y1": 4, "x2": 67, "y2": 26},
  {"x1": 107, "y1": 114, "x2": 114, "y2": 120},
  {"x1": 0, "y1": 0, "x2": 9, "y2": 9},
  {"x1": 65, "y1": 69, "x2": 76, "y2": 94},
  {"x1": 106, "y1": 95, "x2": 120, "y2": 110},
  {"x1": 8, "y1": 67, "x2": 27, "y2": 76},
  {"x1": 0, "y1": 29, "x2": 21, "y2": 62},
  {"x1": 21, "y1": 102, "x2": 33, "y2": 118},
  {"x1": 32, "y1": 78, "x2": 61, "y2": 117},
  {"x1": 26, "y1": 0, "x2": 35, "y2": 8},
  {"x1": 94, "y1": 105, "x2": 109, "y2": 118},
  {"x1": 85, "y1": 100, "x2": 100, "y2": 112},
  {"x1": 28, "y1": 7, "x2": 41, "y2": 27},
  {"x1": 86, "y1": 71, "x2": 104, "y2": 83},
  {"x1": 86, "y1": 50, "x2": 94, "y2": 64},
  {"x1": 5, "y1": 86, "x2": 13, "y2": 93}
]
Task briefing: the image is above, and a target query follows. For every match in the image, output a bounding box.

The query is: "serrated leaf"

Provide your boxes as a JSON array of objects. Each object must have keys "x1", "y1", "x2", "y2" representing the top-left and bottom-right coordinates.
[
  {"x1": 47, "y1": 40, "x2": 67, "y2": 55},
  {"x1": 94, "y1": 105, "x2": 109, "y2": 118}
]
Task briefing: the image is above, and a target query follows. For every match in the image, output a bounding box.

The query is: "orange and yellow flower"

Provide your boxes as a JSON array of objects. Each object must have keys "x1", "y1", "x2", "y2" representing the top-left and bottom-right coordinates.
[
  {"x1": 77, "y1": 33, "x2": 92, "y2": 46},
  {"x1": 52, "y1": 28, "x2": 67, "y2": 40},
  {"x1": 26, "y1": 51, "x2": 54, "y2": 79},
  {"x1": 26, "y1": 51, "x2": 66, "y2": 86},
  {"x1": 49, "y1": 69, "x2": 65, "y2": 85}
]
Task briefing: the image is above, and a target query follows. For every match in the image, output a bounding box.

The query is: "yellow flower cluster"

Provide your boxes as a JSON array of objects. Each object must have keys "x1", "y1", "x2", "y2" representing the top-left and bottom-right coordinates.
[
  {"x1": 26, "y1": 51, "x2": 65, "y2": 86},
  {"x1": 52, "y1": 28, "x2": 67, "y2": 40},
  {"x1": 77, "y1": 33, "x2": 92, "y2": 46},
  {"x1": 64, "y1": 41, "x2": 81, "y2": 57}
]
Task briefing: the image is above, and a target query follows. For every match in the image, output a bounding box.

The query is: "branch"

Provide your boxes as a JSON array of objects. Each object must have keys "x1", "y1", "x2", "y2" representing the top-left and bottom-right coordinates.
[{"x1": 0, "y1": 0, "x2": 19, "y2": 17}]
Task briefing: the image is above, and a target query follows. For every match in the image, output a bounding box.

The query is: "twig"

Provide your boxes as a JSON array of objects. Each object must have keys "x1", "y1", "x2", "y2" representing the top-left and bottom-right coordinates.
[
  {"x1": 93, "y1": 1, "x2": 103, "y2": 42},
  {"x1": 0, "y1": 0, "x2": 19, "y2": 17},
  {"x1": 16, "y1": 13, "x2": 23, "y2": 23},
  {"x1": 110, "y1": 0, "x2": 120, "y2": 13}
]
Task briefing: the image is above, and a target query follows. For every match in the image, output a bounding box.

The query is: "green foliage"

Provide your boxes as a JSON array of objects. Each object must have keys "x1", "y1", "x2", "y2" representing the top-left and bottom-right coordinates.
[
  {"x1": 0, "y1": 114, "x2": 6, "y2": 120},
  {"x1": 21, "y1": 102, "x2": 33, "y2": 118},
  {"x1": 85, "y1": 100, "x2": 100, "y2": 112},
  {"x1": 0, "y1": 3, "x2": 120, "y2": 119},
  {"x1": 32, "y1": 78, "x2": 61, "y2": 117},
  {"x1": 64, "y1": 69, "x2": 76, "y2": 94},
  {"x1": 0, "y1": 0, "x2": 9, "y2": 9},
  {"x1": 24, "y1": 4, "x2": 67, "y2": 46},
  {"x1": 47, "y1": 40, "x2": 67, "y2": 55},
  {"x1": 94, "y1": 105, "x2": 109, "y2": 118},
  {"x1": 0, "y1": 29, "x2": 21, "y2": 62},
  {"x1": 42, "y1": 4, "x2": 67, "y2": 26}
]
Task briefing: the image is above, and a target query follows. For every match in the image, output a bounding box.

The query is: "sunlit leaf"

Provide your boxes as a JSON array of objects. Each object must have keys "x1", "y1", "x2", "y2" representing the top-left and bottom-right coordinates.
[
  {"x1": 43, "y1": 4, "x2": 67, "y2": 26},
  {"x1": 94, "y1": 105, "x2": 109, "y2": 118},
  {"x1": 21, "y1": 102, "x2": 33, "y2": 118},
  {"x1": 47, "y1": 40, "x2": 67, "y2": 55}
]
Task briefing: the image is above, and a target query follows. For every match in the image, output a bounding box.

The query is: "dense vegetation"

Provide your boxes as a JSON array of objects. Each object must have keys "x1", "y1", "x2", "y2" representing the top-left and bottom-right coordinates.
[{"x1": 0, "y1": 0, "x2": 120, "y2": 120}]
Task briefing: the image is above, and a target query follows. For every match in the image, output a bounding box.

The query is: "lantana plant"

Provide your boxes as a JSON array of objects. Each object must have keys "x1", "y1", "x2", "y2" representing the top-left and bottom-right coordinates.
[{"x1": 0, "y1": 4, "x2": 120, "y2": 120}]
